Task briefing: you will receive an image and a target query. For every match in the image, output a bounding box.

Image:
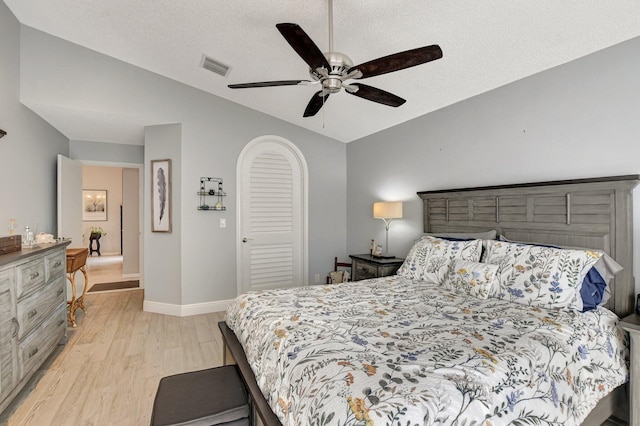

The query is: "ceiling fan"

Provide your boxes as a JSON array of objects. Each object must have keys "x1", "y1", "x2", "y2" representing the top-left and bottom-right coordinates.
[{"x1": 228, "y1": 0, "x2": 443, "y2": 117}]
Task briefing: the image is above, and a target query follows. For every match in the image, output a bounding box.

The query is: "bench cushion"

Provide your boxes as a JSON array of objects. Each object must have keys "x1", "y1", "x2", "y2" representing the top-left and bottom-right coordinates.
[{"x1": 151, "y1": 365, "x2": 249, "y2": 426}]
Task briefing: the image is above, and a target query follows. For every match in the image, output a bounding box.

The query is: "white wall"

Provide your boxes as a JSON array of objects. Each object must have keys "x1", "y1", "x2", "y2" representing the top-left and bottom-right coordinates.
[
  {"x1": 0, "y1": 4, "x2": 69, "y2": 236},
  {"x1": 347, "y1": 36, "x2": 640, "y2": 291}
]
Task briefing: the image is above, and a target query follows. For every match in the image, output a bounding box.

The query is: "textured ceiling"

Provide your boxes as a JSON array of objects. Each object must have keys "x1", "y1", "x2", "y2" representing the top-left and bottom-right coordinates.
[{"x1": 5, "y1": 1, "x2": 640, "y2": 143}]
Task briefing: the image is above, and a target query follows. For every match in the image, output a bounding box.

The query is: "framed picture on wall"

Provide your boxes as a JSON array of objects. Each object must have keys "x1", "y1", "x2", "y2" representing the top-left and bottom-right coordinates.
[
  {"x1": 151, "y1": 159, "x2": 172, "y2": 232},
  {"x1": 82, "y1": 190, "x2": 107, "y2": 221}
]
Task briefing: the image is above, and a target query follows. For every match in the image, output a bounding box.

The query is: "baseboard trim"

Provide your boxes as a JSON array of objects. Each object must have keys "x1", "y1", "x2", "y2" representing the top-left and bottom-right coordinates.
[
  {"x1": 122, "y1": 273, "x2": 139, "y2": 280},
  {"x1": 143, "y1": 298, "x2": 233, "y2": 317}
]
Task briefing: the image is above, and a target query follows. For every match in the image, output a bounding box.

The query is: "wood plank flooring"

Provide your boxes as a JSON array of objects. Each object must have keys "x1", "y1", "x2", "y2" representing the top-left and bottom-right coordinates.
[{"x1": 1, "y1": 289, "x2": 226, "y2": 425}]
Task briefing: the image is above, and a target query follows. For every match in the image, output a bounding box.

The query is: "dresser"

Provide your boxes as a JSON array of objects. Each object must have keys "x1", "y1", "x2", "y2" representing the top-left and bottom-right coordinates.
[
  {"x1": 0, "y1": 240, "x2": 70, "y2": 415},
  {"x1": 349, "y1": 254, "x2": 404, "y2": 281}
]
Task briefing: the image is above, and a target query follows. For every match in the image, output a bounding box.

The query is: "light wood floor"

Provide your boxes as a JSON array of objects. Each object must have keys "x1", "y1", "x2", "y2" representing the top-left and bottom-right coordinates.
[
  {"x1": 2, "y1": 289, "x2": 226, "y2": 425},
  {"x1": 85, "y1": 255, "x2": 128, "y2": 287}
]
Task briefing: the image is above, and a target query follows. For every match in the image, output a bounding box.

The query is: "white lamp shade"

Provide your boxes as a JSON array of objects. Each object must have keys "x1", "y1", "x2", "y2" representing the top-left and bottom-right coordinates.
[{"x1": 373, "y1": 201, "x2": 403, "y2": 219}]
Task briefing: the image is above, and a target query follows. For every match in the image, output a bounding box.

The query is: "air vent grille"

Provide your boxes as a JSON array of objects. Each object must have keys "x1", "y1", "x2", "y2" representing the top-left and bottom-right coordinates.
[{"x1": 201, "y1": 55, "x2": 231, "y2": 77}]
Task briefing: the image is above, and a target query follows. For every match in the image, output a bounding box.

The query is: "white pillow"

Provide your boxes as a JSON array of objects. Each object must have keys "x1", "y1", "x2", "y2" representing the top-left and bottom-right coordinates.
[
  {"x1": 443, "y1": 259, "x2": 499, "y2": 299},
  {"x1": 397, "y1": 236, "x2": 483, "y2": 284},
  {"x1": 484, "y1": 240, "x2": 602, "y2": 310}
]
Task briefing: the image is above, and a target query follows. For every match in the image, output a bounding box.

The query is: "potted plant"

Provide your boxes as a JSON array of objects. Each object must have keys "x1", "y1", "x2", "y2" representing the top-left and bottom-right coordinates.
[{"x1": 90, "y1": 226, "x2": 107, "y2": 239}]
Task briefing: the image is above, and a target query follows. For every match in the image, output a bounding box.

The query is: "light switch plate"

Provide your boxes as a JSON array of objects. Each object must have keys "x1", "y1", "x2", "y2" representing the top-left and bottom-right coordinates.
[{"x1": 220, "y1": 218, "x2": 226, "y2": 228}]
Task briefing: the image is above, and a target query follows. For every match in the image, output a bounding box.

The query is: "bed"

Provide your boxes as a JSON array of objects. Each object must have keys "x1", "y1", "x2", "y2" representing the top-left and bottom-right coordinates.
[{"x1": 220, "y1": 175, "x2": 639, "y2": 426}]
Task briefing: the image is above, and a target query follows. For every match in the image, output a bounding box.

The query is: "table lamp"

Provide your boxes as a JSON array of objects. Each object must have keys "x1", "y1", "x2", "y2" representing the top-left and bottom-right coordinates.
[{"x1": 373, "y1": 201, "x2": 403, "y2": 258}]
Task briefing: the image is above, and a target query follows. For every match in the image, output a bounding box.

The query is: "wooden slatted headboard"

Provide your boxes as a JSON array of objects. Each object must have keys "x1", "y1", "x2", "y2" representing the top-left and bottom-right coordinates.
[{"x1": 418, "y1": 175, "x2": 640, "y2": 317}]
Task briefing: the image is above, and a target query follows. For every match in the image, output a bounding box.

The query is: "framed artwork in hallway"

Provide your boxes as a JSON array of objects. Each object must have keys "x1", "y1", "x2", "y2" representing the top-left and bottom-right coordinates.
[{"x1": 151, "y1": 159, "x2": 172, "y2": 232}]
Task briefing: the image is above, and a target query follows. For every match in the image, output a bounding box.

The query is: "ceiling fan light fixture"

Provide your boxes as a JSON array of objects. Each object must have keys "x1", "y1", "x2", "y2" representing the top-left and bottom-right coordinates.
[{"x1": 226, "y1": 0, "x2": 441, "y2": 117}]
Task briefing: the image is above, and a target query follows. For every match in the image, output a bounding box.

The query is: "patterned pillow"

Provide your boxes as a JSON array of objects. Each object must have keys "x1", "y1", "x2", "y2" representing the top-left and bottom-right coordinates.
[
  {"x1": 484, "y1": 240, "x2": 602, "y2": 309},
  {"x1": 397, "y1": 236, "x2": 483, "y2": 283},
  {"x1": 443, "y1": 259, "x2": 499, "y2": 299}
]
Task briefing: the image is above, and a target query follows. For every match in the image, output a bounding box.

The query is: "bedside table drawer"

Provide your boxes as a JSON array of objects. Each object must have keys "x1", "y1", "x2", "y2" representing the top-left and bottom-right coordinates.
[
  {"x1": 349, "y1": 254, "x2": 404, "y2": 281},
  {"x1": 354, "y1": 261, "x2": 377, "y2": 280}
]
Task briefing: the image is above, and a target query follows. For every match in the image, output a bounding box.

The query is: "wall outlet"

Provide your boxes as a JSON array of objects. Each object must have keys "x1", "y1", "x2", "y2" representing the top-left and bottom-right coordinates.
[
  {"x1": 219, "y1": 218, "x2": 226, "y2": 228},
  {"x1": 314, "y1": 274, "x2": 320, "y2": 283}
]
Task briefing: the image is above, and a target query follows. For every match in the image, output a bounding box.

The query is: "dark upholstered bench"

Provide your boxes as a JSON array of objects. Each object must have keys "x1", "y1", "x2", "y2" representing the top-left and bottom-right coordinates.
[{"x1": 151, "y1": 365, "x2": 250, "y2": 426}]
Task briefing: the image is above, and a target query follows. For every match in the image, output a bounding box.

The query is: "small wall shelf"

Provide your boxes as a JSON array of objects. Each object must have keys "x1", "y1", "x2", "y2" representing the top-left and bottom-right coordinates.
[{"x1": 197, "y1": 177, "x2": 226, "y2": 211}]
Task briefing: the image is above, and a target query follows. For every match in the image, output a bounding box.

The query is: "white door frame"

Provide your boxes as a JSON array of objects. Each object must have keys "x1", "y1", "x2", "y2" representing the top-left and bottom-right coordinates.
[
  {"x1": 80, "y1": 160, "x2": 145, "y2": 288},
  {"x1": 236, "y1": 135, "x2": 309, "y2": 295}
]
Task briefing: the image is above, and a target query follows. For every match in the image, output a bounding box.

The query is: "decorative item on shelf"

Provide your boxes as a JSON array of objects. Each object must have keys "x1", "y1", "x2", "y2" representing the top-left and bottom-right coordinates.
[
  {"x1": 198, "y1": 177, "x2": 226, "y2": 211},
  {"x1": 35, "y1": 233, "x2": 55, "y2": 244},
  {"x1": 373, "y1": 201, "x2": 403, "y2": 258},
  {"x1": 22, "y1": 226, "x2": 34, "y2": 247},
  {"x1": 8, "y1": 218, "x2": 16, "y2": 235}
]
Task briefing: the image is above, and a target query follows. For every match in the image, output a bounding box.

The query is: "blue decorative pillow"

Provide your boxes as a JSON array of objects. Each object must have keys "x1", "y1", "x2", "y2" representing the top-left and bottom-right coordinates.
[{"x1": 579, "y1": 268, "x2": 607, "y2": 312}]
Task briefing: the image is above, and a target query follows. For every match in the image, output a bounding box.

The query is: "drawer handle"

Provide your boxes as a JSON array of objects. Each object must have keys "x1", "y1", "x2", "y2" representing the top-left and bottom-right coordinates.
[
  {"x1": 11, "y1": 318, "x2": 19, "y2": 338},
  {"x1": 27, "y1": 309, "x2": 38, "y2": 319},
  {"x1": 28, "y1": 347, "x2": 39, "y2": 358},
  {"x1": 30, "y1": 272, "x2": 40, "y2": 280},
  {"x1": 53, "y1": 260, "x2": 62, "y2": 267},
  {"x1": 57, "y1": 288, "x2": 64, "y2": 297}
]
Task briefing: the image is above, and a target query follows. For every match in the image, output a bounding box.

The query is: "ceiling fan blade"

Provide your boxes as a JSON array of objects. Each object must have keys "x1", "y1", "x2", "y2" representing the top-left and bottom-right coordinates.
[
  {"x1": 346, "y1": 83, "x2": 406, "y2": 107},
  {"x1": 303, "y1": 91, "x2": 330, "y2": 117},
  {"x1": 349, "y1": 45, "x2": 442, "y2": 79},
  {"x1": 276, "y1": 23, "x2": 331, "y2": 71},
  {"x1": 228, "y1": 80, "x2": 311, "y2": 89}
]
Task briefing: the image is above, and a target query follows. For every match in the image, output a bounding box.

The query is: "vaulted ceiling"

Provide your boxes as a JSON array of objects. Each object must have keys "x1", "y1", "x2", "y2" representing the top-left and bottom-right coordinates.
[{"x1": 6, "y1": 1, "x2": 640, "y2": 143}]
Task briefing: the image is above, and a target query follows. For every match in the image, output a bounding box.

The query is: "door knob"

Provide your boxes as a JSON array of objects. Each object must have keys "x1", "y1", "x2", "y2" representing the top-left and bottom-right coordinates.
[{"x1": 242, "y1": 237, "x2": 253, "y2": 243}]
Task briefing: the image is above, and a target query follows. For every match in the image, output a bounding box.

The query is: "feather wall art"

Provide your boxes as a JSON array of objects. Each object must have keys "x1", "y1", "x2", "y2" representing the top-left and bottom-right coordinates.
[
  {"x1": 151, "y1": 159, "x2": 171, "y2": 232},
  {"x1": 157, "y1": 167, "x2": 166, "y2": 222}
]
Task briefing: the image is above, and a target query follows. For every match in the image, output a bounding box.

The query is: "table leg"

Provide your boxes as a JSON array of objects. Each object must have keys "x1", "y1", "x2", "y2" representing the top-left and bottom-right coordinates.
[
  {"x1": 67, "y1": 272, "x2": 78, "y2": 327},
  {"x1": 75, "y1": 266, "x2": 89, "y2": 315}
]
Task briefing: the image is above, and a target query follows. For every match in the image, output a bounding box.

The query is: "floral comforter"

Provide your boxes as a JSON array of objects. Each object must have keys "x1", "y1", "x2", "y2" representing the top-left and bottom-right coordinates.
[{"x1": 225, "y1": 276, "x2": 628, "y2": 426}]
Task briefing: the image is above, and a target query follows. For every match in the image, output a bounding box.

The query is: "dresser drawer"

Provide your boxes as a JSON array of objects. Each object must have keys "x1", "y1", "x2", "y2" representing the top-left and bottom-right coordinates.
[
  {"x1": 0, "y1": 267, "x2": 13, "y2": 293},
  {"x1": 18, "y1": 304, "x2": 66, "y2": 380},
  {"x1": 16, "y1": 275, "x2": 65, "y2": 340},
  {"x1": 45, "y1": 249, "x2": 66, "y2": 281},
  {"x1": 16, "y1": 257, "x2": 46, "y2": 299}
]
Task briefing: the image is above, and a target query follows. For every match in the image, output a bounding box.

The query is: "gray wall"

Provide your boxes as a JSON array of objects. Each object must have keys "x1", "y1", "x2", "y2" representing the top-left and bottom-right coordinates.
[
  {"x1": 347, "y1": 36, "x2": 640, "y2": 289},
  {"x1": 70, "y1": 140, "x2": 144, "y2": 164},
  {"x1": 145, "y1": 124, "x2": 182, "y2": 304},
  {"x1": 0, "y1": 4, "x2": 69, "y2": 237},
  {"x1": 16, "y1": 25, "x2": 348, "y2": 306}
]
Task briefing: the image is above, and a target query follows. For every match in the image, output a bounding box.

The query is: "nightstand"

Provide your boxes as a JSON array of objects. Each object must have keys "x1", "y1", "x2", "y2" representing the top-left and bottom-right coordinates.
[
  {"x1": 620, "y1": 313, "x2": 640, "y2": 426},
  {"x1": 349, "y1": 254, "x2": 404, "y2": 281}
]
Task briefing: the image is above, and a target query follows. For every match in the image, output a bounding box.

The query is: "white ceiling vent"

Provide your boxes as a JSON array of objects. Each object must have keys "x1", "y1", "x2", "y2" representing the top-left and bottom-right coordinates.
[{"x1": 201, "y1": 55, "x2": 231, "y2": 77}]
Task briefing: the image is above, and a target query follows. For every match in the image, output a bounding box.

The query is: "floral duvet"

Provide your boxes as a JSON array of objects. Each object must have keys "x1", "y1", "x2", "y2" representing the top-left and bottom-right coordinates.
[{"x1": 225, "y1": 275, "x2": 628, "y2": 426}]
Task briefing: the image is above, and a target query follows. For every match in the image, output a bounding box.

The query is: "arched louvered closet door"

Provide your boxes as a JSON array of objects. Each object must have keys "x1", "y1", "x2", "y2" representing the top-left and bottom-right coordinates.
[{"x1": 237, "y1": 136, "x2": 308, "y2": 294}]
